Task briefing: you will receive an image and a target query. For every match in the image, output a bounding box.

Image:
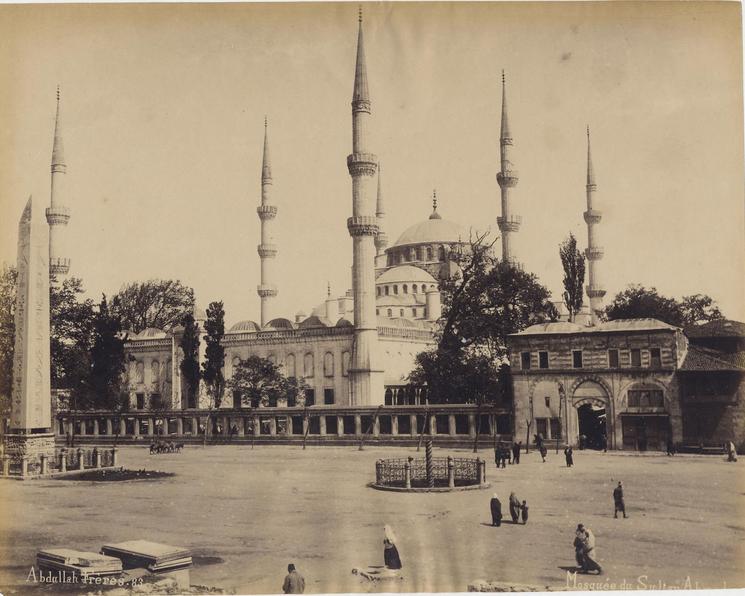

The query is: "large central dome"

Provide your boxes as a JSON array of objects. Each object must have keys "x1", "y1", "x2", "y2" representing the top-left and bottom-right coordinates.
[{"x1": 392, "y1": 211, "x2": 465, "y2": 247}]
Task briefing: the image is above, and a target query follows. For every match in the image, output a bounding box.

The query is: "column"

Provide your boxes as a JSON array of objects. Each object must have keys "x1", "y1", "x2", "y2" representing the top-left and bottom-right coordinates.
[
  {"x1": 391, "y1": 415, "x2": 399, "y2": 436},
  {"x1": 92, "y1": 419, "x2": 99, "y2": 436},
  {"x1": 105, "y1": 418, "x2": 113, "y2": 436},
  {"x1": 319, "y1": 416, "x2": 327, "y2": 436},
  {"x1": 468, "y1": 414, "x2": 477, "y2": 438},
  {"x1": 410, "y1": 414, "x2": 417, "y2": 437},
  {"x1": 337, "y1": 416, "x2": 344, "y2": 437},
  {"x1": 134, "y1": 418, "x2": 141, "y2": 436},
  {"x1": 354, "y1": 415, "x2": 362, "y2": 435},
  {"x1": 372, "y1": 417, "x2": 380, "y2": 437},
  {"x1": 448, "y1": 414, "x2": 456, "y2": 437}
]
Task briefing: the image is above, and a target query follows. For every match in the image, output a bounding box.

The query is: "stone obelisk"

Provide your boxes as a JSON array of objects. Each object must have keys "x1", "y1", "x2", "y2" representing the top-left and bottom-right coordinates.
[{"x1": 4, "y1": 196, "x2": 56, "y2": 471}]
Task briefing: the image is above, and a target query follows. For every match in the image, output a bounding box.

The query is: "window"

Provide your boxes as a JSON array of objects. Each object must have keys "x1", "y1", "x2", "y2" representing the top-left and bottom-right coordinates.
[
  {"x1": 426, "y1": 247, "x2": 433, "y2": 261},
  {"x1": 521, "y1": 352, "x2": 531, "y2": 370},
  {"x1": 305, "y1": 389, "x2": 315, "y2": 407},
  {"x1": 412, "y1": 284, "x2": 418, "y2": 293},
  {"x1": 341, "y1": 351, "x2": 350, "y2": 377},
  {"x1": 399, "y1": 309, "x2": 404, "y2": 317},
  {"x1": 136, "y1": 393, "x2": 145, "y2": 410},
  {"x1": 628, "y1": 389, "x2": 664, "y2": 408},
  {"x1": 550, "y1": 417, "x2": 562, "y2": 440},
  {"x1": 412, "y1": 308, "x2": 417, "y2": 317},
  {"x1": 535, "y1": 418, "x2": 548, "y2": 439},
  {"x1": 324, "y1": 388, "x2": 335, "y2": 405},
  {"x1": 608, "y1": 349, "x2": 619, "y2": 368},
  {"x1": 650, "y1": 348, "x2": 661, "y2": 368},
  {"x1": 385, "y1": 286, "x2": 389, "y2": 296},
  {"x1": 572, "y1": 350, "x2": 583, "y2": 368},
  {"x1": 376, "y1": 287, "x2": 381, "y2": 296},
  {"x1": 544, "y1": 396, "x2": 550, "y2": 408},
  {"x1": 438, "y1": 246, "x2": 446, "y2": 261},
  {"x1": 394, "y1": 285, "x2": 398, "y2": 295},
  {"x1": 387, "y1": 309, "x2": 392, "y2": 317},
  {"x1": 403, "y1": 284, "x2": 408, "y2": 294},
  {"x1": 631, "y1": 349, "x2": 641, "y2": 367},
  {"x1": 304, "y1": 353, "x2": 314, "y2": 377},
  {"x1": 286, "y1": 354, "x2": 296, "y2": 378},
  {"x1": 376, "y1": 308, "x2": 379, "y2": 315},
  {"x1": 539, "y1": 351, "x2": 549, "y2": 369},
  {"x1": 323, "y1": 352, "x2": 334, "y2": 377}
]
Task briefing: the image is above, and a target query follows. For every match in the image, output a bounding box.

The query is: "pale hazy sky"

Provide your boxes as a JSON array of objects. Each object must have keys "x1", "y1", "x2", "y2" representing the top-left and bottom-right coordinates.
[{"x1": 1, "y1": 2, "x2": 743, "y2": 325}]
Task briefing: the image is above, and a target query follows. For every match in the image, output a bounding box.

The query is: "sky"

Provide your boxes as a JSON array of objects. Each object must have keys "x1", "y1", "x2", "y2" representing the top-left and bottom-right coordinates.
[{"x1": 1, "y1": 2, "x2": 743, "y2": 326}]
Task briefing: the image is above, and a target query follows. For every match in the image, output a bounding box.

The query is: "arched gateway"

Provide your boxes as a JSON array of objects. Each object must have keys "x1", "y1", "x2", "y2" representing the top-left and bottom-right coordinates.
[{"x1": 571, "y1": 380, "x2": 611, "y2": 450}]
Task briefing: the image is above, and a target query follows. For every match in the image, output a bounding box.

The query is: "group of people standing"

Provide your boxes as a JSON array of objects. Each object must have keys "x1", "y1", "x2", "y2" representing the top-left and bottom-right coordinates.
[
  {"x1": 494, "y1": 441, "x2": 522, "y2": 467},
  {"x1": 489, "y1": 492, "x2": 528, "y2": 526}
]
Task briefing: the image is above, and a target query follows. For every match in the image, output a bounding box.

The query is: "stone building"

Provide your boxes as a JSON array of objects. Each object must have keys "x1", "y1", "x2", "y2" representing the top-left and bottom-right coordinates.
[{"x1": 508, "y1": 318, "x2": 745, "y2": 451}]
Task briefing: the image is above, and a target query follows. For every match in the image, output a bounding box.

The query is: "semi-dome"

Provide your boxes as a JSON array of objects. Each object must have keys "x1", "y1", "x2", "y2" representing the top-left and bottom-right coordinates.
[
  {"x1": 137, "y1": 327, "x2": 167, "y2": 339},
  {"x1": 376, "y1": 265, "x2": 437, "y2": 285},
  {"x1": 392, "y1": 217, "x2": 465, "y2": 248},
  {"x1": 228, "y1": 320, "x2": 261, "y2": 333},
  {"x1": 263, "y1": 317, "x2": 295, "y2": 331}
]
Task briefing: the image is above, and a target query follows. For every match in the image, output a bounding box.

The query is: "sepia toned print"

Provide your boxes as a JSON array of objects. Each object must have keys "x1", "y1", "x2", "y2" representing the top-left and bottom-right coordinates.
[{"x1": 0, "y1": 2, "x2": 743, "y2": 595}]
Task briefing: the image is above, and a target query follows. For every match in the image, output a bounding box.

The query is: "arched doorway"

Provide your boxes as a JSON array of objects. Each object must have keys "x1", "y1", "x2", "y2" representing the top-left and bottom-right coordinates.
[
  {"x1": 572, "y1": 380, "x2": 611, "y2": 450},
  {"x1": 577, "y1": 403, "x2": 607, "y2": 450}
]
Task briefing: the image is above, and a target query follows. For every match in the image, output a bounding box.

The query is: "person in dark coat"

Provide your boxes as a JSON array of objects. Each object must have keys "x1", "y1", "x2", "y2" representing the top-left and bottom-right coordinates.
[
  {"x1": 509, "y1": 492, "x2": 521, "y2": 523},
  {"x1": 282, "y1": 563, "x2": 305, "y2": 594},
  {"x1": 539, "y1": 444, "x2": 548, "y2": 463},
  {"x1": 512, "y1": 442, "x2": 521, "y2": 464},
  {"x1": 564, "y1": 446, "x2": 574, "y2": 467},
  {"x1": 383, "y1": 525, "x2": 402, "y2": 569},
  {"x1": 521, "y1": 500, "x2": 529, "y2": 524},
  {"x1": 500, "y1": 446, "x2": 508, "y2": 468},
  {"x1": 494, "y1": 446, "x2": 501, "y2": 469},
  {"x1": 490, "y1": 494, "x2": 503, "y2": 526},
  {"x1": 613, "y1": 481, "x2": 627, "y2": 518}
]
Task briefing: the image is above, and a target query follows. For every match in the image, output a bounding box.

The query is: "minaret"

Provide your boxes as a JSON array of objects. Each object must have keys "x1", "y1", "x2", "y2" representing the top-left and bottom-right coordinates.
[
  {"x1": 46, "y1": 86, "x2": 71, "y2": 279},
  {"x1": 496, "y1": 71, "x2": 520, "y2": 264},
  {"x1": 257, "y1": 117, "x2": 278, "y2": 327},
  {"x1": 584, "y1": 126, "x2": 605, "y2": 325},
  {"x1": 374, "y1": 163, "x2": 388, "y2": 257},
  {"x1": 430, "y1": 189, "x2": 441, "y2": 220},
  {"x1": 346, "y1": 9, "x2": 384, "y2": 405}
]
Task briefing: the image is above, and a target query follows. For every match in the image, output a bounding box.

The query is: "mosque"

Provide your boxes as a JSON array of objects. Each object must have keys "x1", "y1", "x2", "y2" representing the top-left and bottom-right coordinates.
[{"x1": 42, "y1": 13, "x2": 745, "y2": 452}]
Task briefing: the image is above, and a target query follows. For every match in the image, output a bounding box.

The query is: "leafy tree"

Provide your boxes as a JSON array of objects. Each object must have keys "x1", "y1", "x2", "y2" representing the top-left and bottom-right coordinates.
[
  {"x1": 604, "y1": 285, "x2": 724, "y2": 327},
  {"x1": 179, "y1": 313, "x2": 201, "y2": 409},
  {"x1": 81, "y1": 295, "x2": 126, "y2": 410},
  {"x1": 410, "y1": 234, "x2": 558, "y2": 404},
  {"x1": 227, "y1": 356, "x2": 309, "y2": 408},
  {"x1": 559, "y1": 232, "x2": 585, "y2": 322},
  {"x1": 112, "y1": 279, "x2": 195, "y2": 333},
  {"x1": 202, "y1": 301, "x2": 226, "y2": 409},
  {"x1": 0, "y1": 265, "x2": 17, "y2": 415}
]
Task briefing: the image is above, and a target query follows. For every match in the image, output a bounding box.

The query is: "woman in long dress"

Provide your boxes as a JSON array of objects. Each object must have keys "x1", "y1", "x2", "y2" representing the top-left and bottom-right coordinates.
[
  {"x1": 383, "y1": 525, "x2": 402, "y2": 569},
  {"x1": 490, "y1": 494, "x2": 502, "y2": 526},
  {"x1": 509, "y1": 492, "x2": 521, "y2": 524}
]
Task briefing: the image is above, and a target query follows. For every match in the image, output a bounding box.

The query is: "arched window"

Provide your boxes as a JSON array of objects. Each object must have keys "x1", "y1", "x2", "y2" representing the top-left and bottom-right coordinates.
[
  {"x1": 268, "y1": 353, "x2": 277, "y2": 365},
  {"x1": 438, "y1": 246, "x2": 446, "y2": 261},
  {"x1": 324, "y1": 352, "x2": 334, "y2": 377},
  {"x1": 377, "y1": 287, "x2": 381, "y2": 296},
  {"x1": 136, "y1": 361, "x2": 144, "y2": 384},
  {"x1": 385, "y1": 286, "x2": 390, "y2": 296},
  {"x1": 394, "y1": 285, "x2": 398, "y2": 295},
  {"x1": 412, "y1": 308, "x2": 417, "y2": 317},
  {"x1": 387, "y1": 309, "x2": 392, "y2": 317},
  {"x1": 387, "y1": 254, "x2": 393, "y2": 266},
  {"x1": 426, "y1": 247, "x2": 433, "y2": 261},
  {"x1": 403, "y1": 284, "x2": 408, "y2": 294},
  {"x1": 400, "y1": 309, "x2": 404, "y2": 317},
  {"x1": 342, "y1": 351, "x2": 350, "y2": 377},
  {"x1": 398, "y1": 252, "x2": 404, "y2": 264},
  {"x1": 409, "y1": 248, "x2": 416, "y2": 261},
  {"x1": 418, "y1": 247, "x2": 425, "y2": 261},
  {"x1": 286, "y1": 353, "x2": 296, "y2": 378},
  {"x1": 376, "y1": 308, "x2": 380, "y2": 315},
  {"x1": 412, "y1": 284, "x2": 418, "y2": 294},
  {"x1": 304, "y1": 353, "x2": 314, "y2": 378}
]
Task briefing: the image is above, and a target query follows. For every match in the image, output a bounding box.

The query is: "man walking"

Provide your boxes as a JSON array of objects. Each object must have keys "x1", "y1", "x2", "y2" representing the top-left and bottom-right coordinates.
[
  {"x1": 613, "y1": 481, "x2": 628, "y2": 518},
  {"x1": 512, "y1": 441, "x2": 521, "y2": 464},
  {"x1": 283, "y1": 563, "x2": 305, "y2": 594},
  {"x1": 564, "y1": 446, "x2": 574, "y2": 467}
]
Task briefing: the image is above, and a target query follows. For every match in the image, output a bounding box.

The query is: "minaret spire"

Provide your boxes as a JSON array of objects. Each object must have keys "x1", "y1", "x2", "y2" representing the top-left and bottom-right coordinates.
[
  {"x1": 46, "y1": 85, "x2": 71, "y2": 279},
  {"x1": 347, "y1": 9, "x2": 384, "y2": 405},
  {"x1": 257, "y1": 117, "x2": 278, "y2": 326},
  {"x1": 583, "y1": 126, "x2": 605, "y2": 325},
  {"x1": 429, "y1": 189, "x2": 441, "y2": 220},
  {"x1": 374, "y1": 163, "x2": 388, "y2": 256},
  {"x1": 496, "y1": 70, "x2": 520, "y2": 264}
]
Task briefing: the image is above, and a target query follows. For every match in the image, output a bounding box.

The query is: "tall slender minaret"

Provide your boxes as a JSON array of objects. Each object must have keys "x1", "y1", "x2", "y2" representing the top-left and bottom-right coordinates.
[
  {"x1": 46, "y1": 86, "x2": 71, "y2": 279},
  {"x1": 346, "y1": 9, "x2": 384, "y2": 405},
  {"x1": 257, "y1": 117, "x2": 278, "y2": 327},
  {"x1": 374, "y1": 163, "x2": 387, "y2": 257},
  {"x1": 496, "y1": 71, "x2": 520, "y2": 264},
  {"x1": 584, "y1": 126, "x2": 605, "y2": 325}
]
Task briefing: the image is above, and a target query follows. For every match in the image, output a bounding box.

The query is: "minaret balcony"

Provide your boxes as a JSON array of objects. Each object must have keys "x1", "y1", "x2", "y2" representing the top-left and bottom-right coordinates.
[
  {"x1": 346, "y1": 153, "x2": 378, "y2": 177},
  {"x1": 586, "y1": 285, "x2": 607, "y2": 299},
  {"x1": 347, "y1": 216, "x2": 379, "y2": 237},
  {"x1": 585, "y1": 246, "x2": 604, "y2": 260},
  {"x1": 51, "y1": 163, "x2": 68, "y2": 174},
  {"x1": 583, "y1": 209, "x2": 602, "y2": 224},
  {"x1": 257, "y1": 244, "x2": 278, "y2": 258},
  {"x1": 257, "y1": 284, "x2": 278, "y2": 298},
  {"x1": 257, "y1": 205, "x2": 278, "y2": 220},
  {"x1": 497, "y1": 214, "x2": 522, "y2": 233},
  {"x1": 497, "y1": 170, "x2": 519, "y2": 188},
  {"x1": 50, "y1": 257, "x2": 71, "y2": 275},
  {"x1": 374, "y1": 231, "x2": 389, "y2": 249},
  {"x1": 351, "y1": 99, "x2": 371, "y2": 114},
  {"x1": 45, "y1": 206, "x2": 70, "y2": 225}
]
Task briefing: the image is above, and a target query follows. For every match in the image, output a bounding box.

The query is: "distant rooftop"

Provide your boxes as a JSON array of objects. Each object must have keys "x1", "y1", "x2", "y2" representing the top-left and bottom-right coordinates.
[
  {"x1": 513, "y1": 318, "x2": 679, "y2": 336},
  {"x1": 684, "y1": 319, "x2": 745, "y2": 339}
]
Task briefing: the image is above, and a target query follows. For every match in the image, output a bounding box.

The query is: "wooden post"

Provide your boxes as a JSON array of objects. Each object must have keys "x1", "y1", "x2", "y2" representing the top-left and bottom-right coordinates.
[{"x1": 478, "y1": 458, "x2": 486, "y2": 485}]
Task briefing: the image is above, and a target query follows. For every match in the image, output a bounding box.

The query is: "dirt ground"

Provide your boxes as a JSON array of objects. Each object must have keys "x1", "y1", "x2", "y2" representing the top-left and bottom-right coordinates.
[{"x1": 1, "y1": 444, "x2": 743, "y2": 594}]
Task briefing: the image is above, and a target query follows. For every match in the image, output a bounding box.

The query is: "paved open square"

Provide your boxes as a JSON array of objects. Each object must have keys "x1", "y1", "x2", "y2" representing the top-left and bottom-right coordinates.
[{"x1": 0, "y1": 445, "x2": 743, "y2": 594}]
